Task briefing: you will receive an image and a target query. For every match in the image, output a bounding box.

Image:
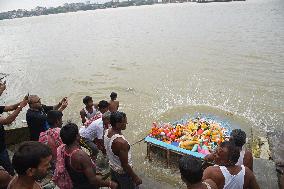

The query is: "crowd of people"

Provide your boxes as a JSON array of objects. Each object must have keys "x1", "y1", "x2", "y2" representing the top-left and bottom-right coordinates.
[{"x1": 0, "y1": 80, "x2": 262, "y2": 189}]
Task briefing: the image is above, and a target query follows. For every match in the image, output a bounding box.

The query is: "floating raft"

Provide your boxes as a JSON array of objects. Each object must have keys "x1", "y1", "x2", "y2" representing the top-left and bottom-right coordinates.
[
  {"x1": 145, "y1": 136, "x2": 206, "y2": 167},
  {"x1": 145, "y1": 114, "x2": 232, "y2": 167}
]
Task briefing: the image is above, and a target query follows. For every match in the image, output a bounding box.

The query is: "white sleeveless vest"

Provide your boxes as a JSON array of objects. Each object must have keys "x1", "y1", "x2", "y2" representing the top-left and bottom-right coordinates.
[
  {"x1": 104, "y1": 129, "x2": 133, "y2": 174},
  {"x1": 219, "y1": 165, "x2": 245, "y2": 189},
  {"x1": 84, "y1": 106, "x2": 98, "y2": 119}
]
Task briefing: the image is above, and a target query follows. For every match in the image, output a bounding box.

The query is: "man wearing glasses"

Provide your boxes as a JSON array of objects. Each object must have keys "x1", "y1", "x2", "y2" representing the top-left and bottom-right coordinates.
[{"x1": 26, "y1": 95, "x2": 68, "y2": 141}]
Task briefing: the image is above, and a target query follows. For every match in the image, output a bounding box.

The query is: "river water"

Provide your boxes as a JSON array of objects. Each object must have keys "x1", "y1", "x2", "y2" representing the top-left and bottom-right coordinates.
[{"x1": 0, "y1": 0, "x2": 283, "y2": 187}]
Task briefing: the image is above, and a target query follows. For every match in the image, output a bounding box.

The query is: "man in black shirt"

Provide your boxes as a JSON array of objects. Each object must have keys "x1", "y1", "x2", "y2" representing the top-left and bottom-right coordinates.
[
  {"x1": 26, "y1": 95, "x2": 68, "y2": 141},
  {"x1": 0, "y1": 97, "x2": 28, "y2": 175}
]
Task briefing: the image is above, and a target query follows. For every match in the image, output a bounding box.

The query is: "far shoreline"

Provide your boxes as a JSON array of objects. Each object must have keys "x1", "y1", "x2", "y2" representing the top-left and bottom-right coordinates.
[{"x1": 0, "y1": 0, "x2": 245, "y2": 21}]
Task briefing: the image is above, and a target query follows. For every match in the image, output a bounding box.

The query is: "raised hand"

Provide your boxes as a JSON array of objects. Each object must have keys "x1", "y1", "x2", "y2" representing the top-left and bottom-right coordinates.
[{"x1": 60, "y1": 97, "x2": 68, "y2": 104}]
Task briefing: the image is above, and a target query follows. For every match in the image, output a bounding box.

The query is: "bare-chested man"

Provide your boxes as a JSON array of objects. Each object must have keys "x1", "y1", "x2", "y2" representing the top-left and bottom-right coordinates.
[{"x1": 109, "y1": 92, "x2": 119, "y2": 113}]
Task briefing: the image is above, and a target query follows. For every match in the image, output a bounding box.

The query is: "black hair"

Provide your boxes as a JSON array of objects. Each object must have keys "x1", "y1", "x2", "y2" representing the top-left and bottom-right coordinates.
[
  {"x1": 12, "y1": 141, "x2": 52, "y2": 175},
  {"x1": 110, "y1": 111, "x2": 126, "y2": 128},
  {"x1": 83, "y1": 96, "x2": 92, "y2": 105},
  {"x1": 110, "y1": 92, "x2": 117, "y2": 100},
  {"x1": 60, "y1": 122, "x2": 79, "y2": 145},
  {"x1": 220, "y1": 141, "x2": 240, "y2": 164},
  {"x1": 179, "y1": 155, "x2": 203, "y2": 184},
  {"x1": 98, "y1": 100, "x2": 109, "y2": 109},
  {"x1": 47, "y1": 110, "x2": 63, "y2": 126},
  {"x1": 230, "y1": 129, "x2": 246, "y2": 147}
]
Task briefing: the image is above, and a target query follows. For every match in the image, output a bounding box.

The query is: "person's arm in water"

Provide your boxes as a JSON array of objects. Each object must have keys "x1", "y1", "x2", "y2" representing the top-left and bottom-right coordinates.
[
  {"x1": 113, "y1": 138, "x2": 142, "y2": 186},
  {"x1": 0, "y1": 99, "x2": 28, "y2": 125},
  {"x1": 77, "y1": 151, "x2": 117, "y2": 189},
  {"x1": 244, "y1": 150, "x2": 253, "y2": 171},
  {"x1": 80, "y1": 109, "x2": 87, "y2": 124},
  {"x1": 53, "y1": 97, "x2": 67, "y2": 111}
]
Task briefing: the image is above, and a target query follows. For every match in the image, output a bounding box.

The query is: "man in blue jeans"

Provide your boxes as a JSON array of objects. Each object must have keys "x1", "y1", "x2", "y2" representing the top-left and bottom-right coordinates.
[{"x1": 0, "y1": 96, "x2": 28, "y2": 175}]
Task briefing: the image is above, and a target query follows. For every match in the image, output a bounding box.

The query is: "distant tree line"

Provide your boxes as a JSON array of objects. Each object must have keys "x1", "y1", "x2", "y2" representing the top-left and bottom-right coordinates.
[
  {"x1": 0, "y1": 0, "x2": 159, "y2": 20},
  {"x1": 0, "y1": 0, "x2": 243, "y2": 20}
]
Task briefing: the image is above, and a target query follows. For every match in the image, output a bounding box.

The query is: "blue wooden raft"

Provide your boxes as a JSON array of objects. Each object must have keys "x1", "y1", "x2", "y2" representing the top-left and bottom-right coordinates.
[
  {"x1": 145, "y1": 136, "x2": 205, "y2": 167},
  {"x1": 144, "y1": 114, "x2": 233, "y2": 167}
]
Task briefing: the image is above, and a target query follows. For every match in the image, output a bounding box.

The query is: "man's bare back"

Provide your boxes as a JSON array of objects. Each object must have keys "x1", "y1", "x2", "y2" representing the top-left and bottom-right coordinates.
[{"x1": 109, "y1": 100, "x2": 119, "y2": 112}]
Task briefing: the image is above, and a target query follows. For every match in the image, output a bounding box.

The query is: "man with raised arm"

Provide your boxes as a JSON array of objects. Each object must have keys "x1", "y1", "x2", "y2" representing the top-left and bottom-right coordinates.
[
  {"x1": 0, "y1": 95, "x2": 28, "y2": 175},
  {"x1": 26, "y1": 95, "x2": 68, "y2": 141}
]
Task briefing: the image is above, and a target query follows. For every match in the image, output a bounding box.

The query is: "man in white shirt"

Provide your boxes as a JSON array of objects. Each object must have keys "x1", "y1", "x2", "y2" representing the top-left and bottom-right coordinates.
[{"x1": 80, "y1": 111, "x2": 111, "y2": 159}]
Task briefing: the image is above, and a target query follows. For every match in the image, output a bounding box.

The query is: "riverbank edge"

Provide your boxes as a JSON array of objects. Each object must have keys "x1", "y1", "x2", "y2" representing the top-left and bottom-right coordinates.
[
  {"x1": 0, "y1": 0, "x2": 246, "y2": 21},
  {"x1": 4, "y1": 124, "x2": 281, "y2": 188}
]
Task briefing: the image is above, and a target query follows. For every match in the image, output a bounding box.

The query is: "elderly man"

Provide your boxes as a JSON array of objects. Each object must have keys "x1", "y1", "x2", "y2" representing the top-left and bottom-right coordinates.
[{"x1": 26, "y1": 95, "x2": 68, "y2": 141}]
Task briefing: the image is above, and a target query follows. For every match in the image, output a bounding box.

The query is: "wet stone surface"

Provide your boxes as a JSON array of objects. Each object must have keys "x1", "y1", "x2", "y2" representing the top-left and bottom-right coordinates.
[{"x1": 254, "y1": 158, "x2": 278, "y2": 189}]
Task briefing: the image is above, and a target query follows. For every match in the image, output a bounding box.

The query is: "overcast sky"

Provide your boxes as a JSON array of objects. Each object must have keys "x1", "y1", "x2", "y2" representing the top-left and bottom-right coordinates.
[{"x1": 0, "y1": 0, "x2": 108, "y2": 12}]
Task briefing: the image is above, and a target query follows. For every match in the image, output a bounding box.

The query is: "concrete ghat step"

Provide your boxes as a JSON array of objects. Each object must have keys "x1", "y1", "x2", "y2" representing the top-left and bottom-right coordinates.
[
  {"x1": 250, "y1": 129, "x2": 280, "y2": 188},
  {"x1": 254, "y1": 158, "x2": 279, "y2": 189},
  {"x1": 101, "y1": 173, "x2": 177, "y2": 189}
]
